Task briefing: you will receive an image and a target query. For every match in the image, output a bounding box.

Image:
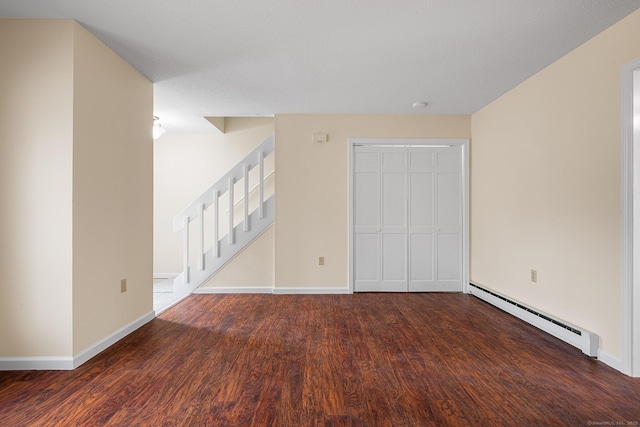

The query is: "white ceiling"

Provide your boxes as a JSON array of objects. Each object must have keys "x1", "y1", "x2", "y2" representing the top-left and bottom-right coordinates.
[{"x1": 2, "y1": 1, "x2": 640, "y2": 133}]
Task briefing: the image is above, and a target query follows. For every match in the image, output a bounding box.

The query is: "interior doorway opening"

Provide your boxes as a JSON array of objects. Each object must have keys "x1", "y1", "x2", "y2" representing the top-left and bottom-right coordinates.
[{"x1": 622, "y1": 58, "x2": 640, "y2": 377}]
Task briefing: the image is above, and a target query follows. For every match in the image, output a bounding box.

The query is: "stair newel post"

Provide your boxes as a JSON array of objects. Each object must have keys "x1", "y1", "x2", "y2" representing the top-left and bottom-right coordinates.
[
  {"x1": 228, "y1": 177, "x2": 235, "y2": 244},
  {"x1": 243, "y1": 163, "x2": 250, "y2": 232},
  {"x1": 183, "y1": 216, "x2": 190, "y2": 284},
  {"x1": 198, "y1": 203, "x2": 205, "y2": 271},
  {"x1": 213, "y1": 190, "x2": 220, "y2": 258},
  {"x1": 259, "y1": 150, "x2": 265, "y2": 219}
]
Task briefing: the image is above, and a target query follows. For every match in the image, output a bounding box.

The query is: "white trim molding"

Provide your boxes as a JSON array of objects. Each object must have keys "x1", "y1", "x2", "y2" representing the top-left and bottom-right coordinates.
[
  {"x1": 153, "y1": 273, "x2": 179, "y2": 279},
  {"x1": 194, "y1": 287, "x2": 275, "y2": 294},
  {"x1": 598, "y1": 350, "x2": 622, "y2": 373},
  {"x1": 272, "y1": 287, "x2": 350, "y2": 294},
  {"x1": 155, "y1": 294, "x2": 191, "y2": 315},
  {"x1": 0, "y1": 311, "x2": 155, "y2": 371},
  {"x1": 0, "y1": 356, "x2": 74, "y2": 371},
  {"x1": 194, "y1": 286, "x2": 351, "y2": 294},
  {"x1": 621, "y1": 57, "x2": 640, "y2": 377},
  {"x1": 73, "y1": 311, "x2": 155, "y2": 369}
]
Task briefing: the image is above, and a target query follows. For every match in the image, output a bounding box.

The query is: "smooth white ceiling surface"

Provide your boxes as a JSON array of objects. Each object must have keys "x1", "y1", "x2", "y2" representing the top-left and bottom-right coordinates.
[{"x1": 2, "y1": 1, "x2": 640, "y2": 133}]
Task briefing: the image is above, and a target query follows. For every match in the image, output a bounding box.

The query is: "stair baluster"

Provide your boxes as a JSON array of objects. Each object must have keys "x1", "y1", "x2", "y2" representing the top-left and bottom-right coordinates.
[{"x1": 172, "y1": 134, "x2": 274, "y2": 293}]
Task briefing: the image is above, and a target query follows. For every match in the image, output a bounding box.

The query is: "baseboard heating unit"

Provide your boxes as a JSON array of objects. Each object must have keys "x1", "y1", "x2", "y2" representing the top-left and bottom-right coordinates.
[{"x1": 468, "y1": 282, "x2": 599, "y2": 357}]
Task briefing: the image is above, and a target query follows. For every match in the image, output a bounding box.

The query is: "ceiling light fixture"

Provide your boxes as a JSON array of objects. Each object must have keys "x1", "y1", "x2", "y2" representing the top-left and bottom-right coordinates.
[
  {"x1": 412, "y1": 101, "x2": 428, "y2": 108},
  {"x1": 153, "y1": 116, "x2": 166, "y2": 139}
]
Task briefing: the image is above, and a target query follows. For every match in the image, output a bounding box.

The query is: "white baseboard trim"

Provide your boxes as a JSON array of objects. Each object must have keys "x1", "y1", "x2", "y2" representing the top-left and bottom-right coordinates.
[
  {"x1": 193, "y1": 287, "x2": 274, "y2": 294},
  {"x1": 598, "y1": 350, "x2": 622, "y2": 372},
  {"x1": 0, "y1": 310, "x2": 155, "y2": 371},
  {"x1": 154, "y1": 293, "x2": 191, "y2": 315},
  {"x1": 193, "y1": 286, "x2": 351, "y2": 295},
  {"x1": 154, "y1": 273, "x2": 178, "y2": 279},
  {"x1": 73, "y1": 310, "x2": 155, "y2": 369},
  {"x1": 0, "y1": 356, "x2": 74, "y2": 371},
  {"x1": 273, "y1": 287, "x2": 350, "y2": 294}
]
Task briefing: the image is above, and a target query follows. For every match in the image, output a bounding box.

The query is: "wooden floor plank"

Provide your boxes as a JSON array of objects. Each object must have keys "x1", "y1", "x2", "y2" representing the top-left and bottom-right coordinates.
[{"x1": 1, "y1": 293, "x2": 640, "y2": 426}]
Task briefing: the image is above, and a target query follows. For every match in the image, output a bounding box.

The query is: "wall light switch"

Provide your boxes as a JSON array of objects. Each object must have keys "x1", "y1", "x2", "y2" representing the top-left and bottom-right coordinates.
[
  {"x1": 530, "y1": 270, "x2": 537, "y2": 283},
  {"x1": 121, "y1": 278, "x2": 127, "y2": 293},
  {"x1": 319, "y1": 256, "x2": 325, "y2": 266}
]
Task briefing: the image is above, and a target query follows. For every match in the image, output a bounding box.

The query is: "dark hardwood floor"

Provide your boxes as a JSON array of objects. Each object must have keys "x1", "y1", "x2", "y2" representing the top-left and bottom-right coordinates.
[{"x1": 1, "y1": 293, "x2": 640, "y2": 426}]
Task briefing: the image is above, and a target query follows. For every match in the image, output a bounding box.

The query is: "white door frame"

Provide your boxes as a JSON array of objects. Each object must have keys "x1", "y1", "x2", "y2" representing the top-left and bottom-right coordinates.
[
  {"x1": 348, "y1": 138, "x2": 470, "y2": 294},
  {"x1": 621, "y1": 58, "x2": 640, "y2": 377}
]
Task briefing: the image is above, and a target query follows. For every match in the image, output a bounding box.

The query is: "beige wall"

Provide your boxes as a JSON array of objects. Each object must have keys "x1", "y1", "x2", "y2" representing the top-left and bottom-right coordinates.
[
  {"x1": 274, "y1": 114, "x2": 471, "y2": 288},
  {"x1": 471, "y1": 9, "x2": 640, "y2": 359},
  {"x1": 71, "y1": 23, "x2": 153, "y2": 354},
  {"x1": 0, "y1": 19, "x2": 152, "y2": 359},
  {"x1": 154, "y1": 117, "x2": 274, "y2": 280},
  {"x1": 0, "y1": 19, "x2": 75, "y2": 357}
]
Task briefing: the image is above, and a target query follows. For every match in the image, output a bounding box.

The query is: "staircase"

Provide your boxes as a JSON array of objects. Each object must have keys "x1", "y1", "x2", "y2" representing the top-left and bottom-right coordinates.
[{"x1": 172, "y1": 134, "x2": 275, "y2": 293}]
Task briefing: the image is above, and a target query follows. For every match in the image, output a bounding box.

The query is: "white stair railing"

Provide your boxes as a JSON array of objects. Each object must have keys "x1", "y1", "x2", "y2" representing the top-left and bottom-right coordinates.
[{"x1": 172, "y1": 134, "x2": 275, "y2": 292}]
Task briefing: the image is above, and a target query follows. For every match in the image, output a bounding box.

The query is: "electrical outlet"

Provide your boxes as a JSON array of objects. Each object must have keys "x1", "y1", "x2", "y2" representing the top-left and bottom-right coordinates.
[
  {"x1": 319, "y1": 256, "x2": 325, "y2": 266},
  {"x1": 530, "y1": 270, "x2": 537, "y2": 283},
  {"x1": 121, "y1": 278, "x2": 127, "y2": 293}
]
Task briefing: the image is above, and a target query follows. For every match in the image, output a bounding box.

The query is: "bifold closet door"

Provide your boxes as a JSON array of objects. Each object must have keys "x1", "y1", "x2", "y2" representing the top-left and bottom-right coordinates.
[
  {"x1": 354, "y1": 144, "x2": 463, "y2": 293},
  {"x1": 408, "y1": 147, "x2": 463, "y2": 292},
  {"x1": 354, "y1": 146, "x2": 408, "y2": 291}
]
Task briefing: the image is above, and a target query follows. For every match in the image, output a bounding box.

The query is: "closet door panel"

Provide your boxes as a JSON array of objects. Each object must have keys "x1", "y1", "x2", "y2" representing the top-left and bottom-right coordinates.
[{"x1": 354, "y1": 143, "x2": 463, "y2": 293}]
